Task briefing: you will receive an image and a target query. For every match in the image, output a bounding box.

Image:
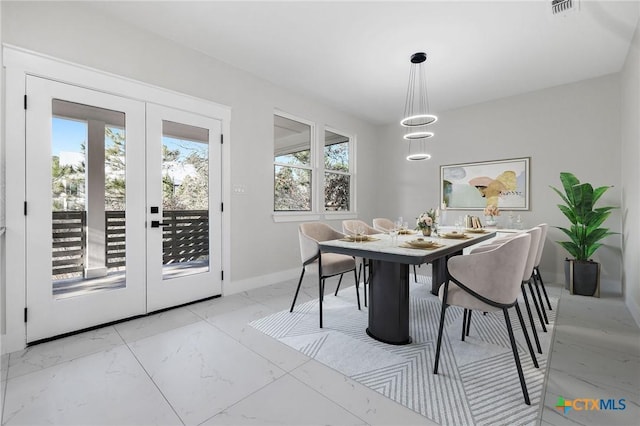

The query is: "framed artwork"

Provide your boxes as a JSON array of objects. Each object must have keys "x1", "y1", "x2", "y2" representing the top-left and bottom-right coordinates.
[{"x1": 440, "y1": 157, "x2": 530, "y2": 210}]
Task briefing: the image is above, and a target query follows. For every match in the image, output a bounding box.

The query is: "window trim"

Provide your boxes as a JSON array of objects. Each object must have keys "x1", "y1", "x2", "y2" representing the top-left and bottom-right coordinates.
[{"x1": 272, "y1": 112, "x2": 357, "y2": 222}]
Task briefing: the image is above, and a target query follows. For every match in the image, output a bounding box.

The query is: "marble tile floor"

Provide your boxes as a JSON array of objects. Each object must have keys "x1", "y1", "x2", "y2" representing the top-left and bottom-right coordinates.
[{"x1": 0, "y1": 273, "x2": 638, "y2": 426}]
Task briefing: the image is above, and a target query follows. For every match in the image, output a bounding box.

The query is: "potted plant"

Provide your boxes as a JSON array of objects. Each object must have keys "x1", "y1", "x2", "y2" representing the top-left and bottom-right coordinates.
[{"x1": 550, "y1": 172, "x2": 617, "y2": 296}]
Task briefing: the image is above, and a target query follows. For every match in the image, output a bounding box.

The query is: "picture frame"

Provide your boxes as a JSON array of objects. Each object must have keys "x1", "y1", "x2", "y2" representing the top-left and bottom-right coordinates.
[{"x1": 440, "y1": 157, "x2": 530, "y2": 210}]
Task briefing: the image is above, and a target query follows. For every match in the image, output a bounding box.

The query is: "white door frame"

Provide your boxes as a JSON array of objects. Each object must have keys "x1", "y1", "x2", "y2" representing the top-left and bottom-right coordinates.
[{"x1": 2, "y1": 45, "x2": 232, "y2": 353}]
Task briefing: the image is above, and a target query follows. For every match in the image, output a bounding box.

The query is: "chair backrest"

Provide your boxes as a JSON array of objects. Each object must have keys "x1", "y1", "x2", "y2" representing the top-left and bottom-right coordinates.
[
  {"x1": 298, "y1": 222, "x2": 344, "y2": 264},
  {"x1": 342, "y1": 219, "x2": 378, "y2": 236},
  {"x1": 448, "y1": 233, "x2": 531, "y2": 305},
  {"x1": 372, "y1": 218, "x2": 394, "y2": 232},
  {"x1": 533, "y1": 223, "x2": 548, "y2": 267},
  {"x1": 521, "y1": 227, "x2": 541, "y2": 281}
]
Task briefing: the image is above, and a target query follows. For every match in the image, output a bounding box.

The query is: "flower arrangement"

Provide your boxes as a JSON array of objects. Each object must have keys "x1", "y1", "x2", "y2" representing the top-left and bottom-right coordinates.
[
  {"x1": 483, "y1": 204, "x2": 500, "y2": 218},
  {"x1": 416, "y1": 209, "x2": 437, "y2": 230}
]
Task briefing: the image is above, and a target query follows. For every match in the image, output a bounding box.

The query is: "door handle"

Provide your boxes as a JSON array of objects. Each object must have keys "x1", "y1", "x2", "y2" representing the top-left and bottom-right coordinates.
[{"x1": 151, "y1": 220, "x2": 170, "y2": 228}]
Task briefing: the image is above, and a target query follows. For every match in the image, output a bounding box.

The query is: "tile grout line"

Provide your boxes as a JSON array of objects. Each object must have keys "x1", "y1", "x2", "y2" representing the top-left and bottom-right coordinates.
[
  {"x1": 537, "y1": 285, "x2": 564, "y2": 426},
  {"x1": 193, "y1": 364, "x2": 315, "y2": 426},
  {"x1": 2, "y1": 325, "x2": 126, "y2": 382},
  {"x1": 113, "y1": 327, "x2": 186, "y2": 426},
  {"x1": 187, "y1": 296, "x2": 376, "y2": 424},
  {"x1": 286, "y1": 361, "x2": 374, "y2": 426}
]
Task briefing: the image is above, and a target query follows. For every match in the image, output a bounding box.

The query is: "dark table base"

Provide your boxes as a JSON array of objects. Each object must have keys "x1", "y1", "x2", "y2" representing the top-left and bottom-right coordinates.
[
  {"x1": 430, "y1": 250, "x2": 463, "y2": 295},
  {"x1": 367, "y1": 259, "x2": 412, "y2": 345}
]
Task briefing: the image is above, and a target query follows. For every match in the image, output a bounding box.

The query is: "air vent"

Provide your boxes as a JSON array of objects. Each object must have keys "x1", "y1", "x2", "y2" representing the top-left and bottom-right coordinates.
[{"x1": 552, "y1": 0, "x2": 578, "y2": 15}]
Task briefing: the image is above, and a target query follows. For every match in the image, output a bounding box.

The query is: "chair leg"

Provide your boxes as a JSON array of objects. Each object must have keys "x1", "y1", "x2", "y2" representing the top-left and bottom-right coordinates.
[
  {"x1": 319, "y1": 277, "x2": 324, "y2": 328},
  {"x1": 521, "y1": 284, "x2": 542, "y2": 354},
  {"x1": 527, "y1": 279, "x2": 547, "y2": 332},
  {"x1": 333, "y1": 273, "x2": 344, "y2": 296},
  {"x1": 290, "y1": 267, "x2": 306, "y2": 312},
  {"x1": 363, "y1": 262, "x2": 368, "y2": 307},
  {"x1": 535, "y1": 267, "x2": 552, "y2": 311},
  {"x1": 466, "y1": 309, "x2": 473, "y2": 337},
  {"x1": 515, "y1": 303, "x2": 539, "y2": 368},
  {"x1": 414, "y1": 265, "x2": 418, "y2": 282},
  {"x1": 461, "y1": 309, "x2": 468, "y2": 342},
  {"x1": 532, "y1": 276, "x2": 549, "y2": 324},
  {"x1": 433, "y1": 302, "x2": 448, "y2": 374},
  {"x1": 503, "y1": 307, "x2": 531, "y2": 405},
  {"x1": 354, "y1": 269, "x2": 361, "y2": 310}
]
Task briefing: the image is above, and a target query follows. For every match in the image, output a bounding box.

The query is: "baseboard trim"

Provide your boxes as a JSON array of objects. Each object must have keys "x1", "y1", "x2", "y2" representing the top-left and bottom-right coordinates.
[{"x1": 223, "y1": 267, "x2": 300, "y2": 296}]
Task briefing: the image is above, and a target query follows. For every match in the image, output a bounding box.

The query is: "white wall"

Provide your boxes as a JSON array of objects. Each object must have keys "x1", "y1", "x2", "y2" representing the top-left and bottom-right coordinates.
[
  {"x1": 1, "y1": 1, "x2": 380, "y2": 291},
  {"x1": 375, "y1": 75, "x2": 623, "y2": 291},
  {"x1": 621, "y1": 17, "x2": 640, "y2": 324}
]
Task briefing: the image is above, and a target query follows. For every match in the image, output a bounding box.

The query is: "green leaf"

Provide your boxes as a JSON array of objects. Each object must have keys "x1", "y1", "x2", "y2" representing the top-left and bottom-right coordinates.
[
  {"x1": 560, "y1": 172, "x2": 580, "y2": 205},
  {"x1": 592, "y1": 185, "x2": 612, "y2": 204},
  {"x1": 572, "y1": 183, "x2": 594, "y2": 220},
  {"x1": 585, "y1": 243, "x2": 603, "y2": 259},
  {"x1": 558, "y1": 204, "x2": 577, "y2": 224},
  {"x1": 557, "y1": 226, "x2": 580, "y2": 246},
  {"x1": 550, "y1": 185, "x2": 571, "y2": 207},
  {"x1": 558, "y1": 241, "x2": 581, "y2": 259}
]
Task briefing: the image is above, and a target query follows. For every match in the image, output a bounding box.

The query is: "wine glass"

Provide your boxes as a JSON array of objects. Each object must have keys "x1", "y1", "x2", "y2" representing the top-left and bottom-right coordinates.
[
  {"x1": 454, "y1": 216, "x2": 463, "y2": 233},
  {"x1": 390, "y1": 221, "x2": 401, "y2": 246}
]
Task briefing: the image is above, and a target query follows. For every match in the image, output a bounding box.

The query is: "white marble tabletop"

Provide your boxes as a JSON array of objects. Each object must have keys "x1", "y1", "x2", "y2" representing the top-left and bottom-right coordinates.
[{"x1": 319, "y1": 227, "x2": 496, "y2": 264}]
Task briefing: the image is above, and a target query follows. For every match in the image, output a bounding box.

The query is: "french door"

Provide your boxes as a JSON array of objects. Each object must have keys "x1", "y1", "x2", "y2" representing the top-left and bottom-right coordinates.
[
  {"x1": 25, "y1": 77, "x2": 222, "y2": 342},
  {"x1": 145, "y1": 104, "x2": 222, "y2": 312}
]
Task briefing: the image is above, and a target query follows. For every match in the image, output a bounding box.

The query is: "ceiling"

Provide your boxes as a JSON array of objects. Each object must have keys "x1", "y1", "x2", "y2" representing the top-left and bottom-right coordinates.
[{"x1": 88, "y1": 1, "x2": 640, "y2": 126}]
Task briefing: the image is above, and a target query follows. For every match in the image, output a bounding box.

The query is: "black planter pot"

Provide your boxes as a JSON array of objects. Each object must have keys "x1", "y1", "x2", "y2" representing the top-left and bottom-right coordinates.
[{"x1": 564, "y1": 259, "x2": 600, "y2": 297}]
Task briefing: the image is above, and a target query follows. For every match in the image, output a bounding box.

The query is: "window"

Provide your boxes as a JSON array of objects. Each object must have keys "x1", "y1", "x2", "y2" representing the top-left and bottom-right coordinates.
[
  {"x1": 273, "y1": 112, "x2": 355, "y2": 218},
  {"x1": 324, "y1": 129, "x2": 351, "y2": 211},
  {"x1": 274, "y1": 114, "x2": 313, "y2": 211}
]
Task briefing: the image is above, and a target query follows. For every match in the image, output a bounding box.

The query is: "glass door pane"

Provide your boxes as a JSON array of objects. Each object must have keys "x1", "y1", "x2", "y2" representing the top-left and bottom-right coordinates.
[
  {"x1": 145, "y1": 104, "x2": 221, "y2": 312},
  {"x1": 26, "y1": 76, "x2": 146, "y2": 343},
  {"x1": 51, "y1": 100, "x2": 127, "y2": 299},
  {"x1": 161, "y1": 120, "x2": 210, "y2": 280}
]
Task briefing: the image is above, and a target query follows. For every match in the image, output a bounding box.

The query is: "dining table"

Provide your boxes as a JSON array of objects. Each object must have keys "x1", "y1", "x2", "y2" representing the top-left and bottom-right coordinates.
[{"x1": 319, "y1": 228, "x2": 496, "y2": 345}]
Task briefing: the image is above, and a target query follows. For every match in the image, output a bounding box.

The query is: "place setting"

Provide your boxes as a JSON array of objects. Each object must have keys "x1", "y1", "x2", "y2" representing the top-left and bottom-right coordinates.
[
  {"x1": 399, "y1": 237, "x2": 444, "y2": 250},
  {"x1": 340, "y1": 234, "x2": 379, "y2": 243}
]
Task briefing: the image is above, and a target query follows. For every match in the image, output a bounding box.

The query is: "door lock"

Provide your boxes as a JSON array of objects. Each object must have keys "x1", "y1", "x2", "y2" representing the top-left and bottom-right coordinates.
[{"x1": 151, "y1": 220, "x2": 170, "y2": 228}]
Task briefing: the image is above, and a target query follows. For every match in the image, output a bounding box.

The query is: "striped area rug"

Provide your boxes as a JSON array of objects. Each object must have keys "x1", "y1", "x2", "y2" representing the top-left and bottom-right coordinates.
[{"x1": 250, "y1": 275, "x2": 558, "y2": 426}]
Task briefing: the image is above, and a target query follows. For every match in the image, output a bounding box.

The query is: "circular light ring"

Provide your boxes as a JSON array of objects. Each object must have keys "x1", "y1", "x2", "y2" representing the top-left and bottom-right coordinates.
[
  {"x1": 406, "y1": 153, "x2": 431, "y2": 161},
  {"x1": 400, "y1": 114, "x2": 438, "y2": 127},
  {"x1": 410, "y1": 52, "x2": 427, "y2": 64},
  {"x1": 403, "y1": 131, "x2": 434, "y2": 140}
]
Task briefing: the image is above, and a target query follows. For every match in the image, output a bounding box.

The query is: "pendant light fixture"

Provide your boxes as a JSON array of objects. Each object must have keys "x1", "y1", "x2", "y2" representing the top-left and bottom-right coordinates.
[{"x1": 401, "y1": 52, "x2": 437, "y2": 161}]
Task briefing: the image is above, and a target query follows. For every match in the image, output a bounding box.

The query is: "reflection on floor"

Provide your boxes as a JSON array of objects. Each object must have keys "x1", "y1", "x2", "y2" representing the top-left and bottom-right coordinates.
[{"x1": 2, "y1": 271, "x2": 638, "y2": 425}]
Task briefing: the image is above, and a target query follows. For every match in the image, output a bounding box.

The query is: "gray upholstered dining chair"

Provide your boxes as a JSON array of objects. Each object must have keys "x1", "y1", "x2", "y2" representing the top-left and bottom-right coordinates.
[
  {"x1": 532, "y1": 223, "x2": 552, "y2": 314},
  {"x1": 462, "y1": 227, "x2": 545, "y2": 354},
  {"x1": 341, "y1": 220, "x2": 379, "y2": 306},
  {"x1": 290, "y1": 222, "x2": 360, "y2": 328},
  {"x1": 372, "y1": 217, "x2": 394, "y2": 232},
  {"x1": 433, "y1": 233, "x2": 539, "y2": 405}
]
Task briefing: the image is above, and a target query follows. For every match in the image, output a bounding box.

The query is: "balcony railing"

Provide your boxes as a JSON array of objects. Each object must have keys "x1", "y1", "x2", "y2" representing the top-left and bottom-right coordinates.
[{"x1": 52, "y1": 210, "x2": 209, "y2": 279}]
